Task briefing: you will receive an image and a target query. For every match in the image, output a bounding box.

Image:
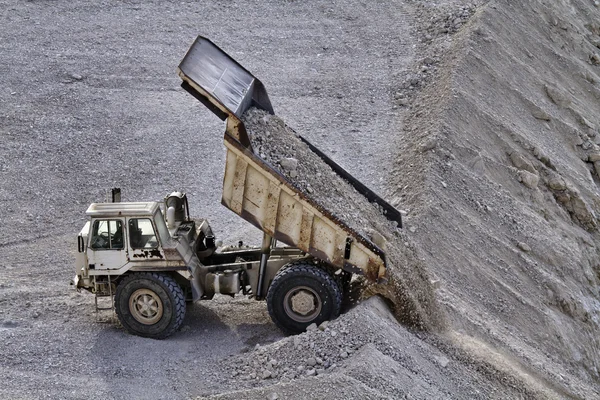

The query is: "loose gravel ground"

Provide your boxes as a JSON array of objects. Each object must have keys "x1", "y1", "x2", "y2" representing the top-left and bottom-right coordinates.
[{"x1": 2, "y1": 0, "x2": 600, "y2": 399}]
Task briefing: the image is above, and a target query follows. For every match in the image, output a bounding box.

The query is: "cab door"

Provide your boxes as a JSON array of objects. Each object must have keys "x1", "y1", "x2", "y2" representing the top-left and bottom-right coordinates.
[
  {"x1": 87, "y1": 219, "x2": 128, "y2": 270},
  {"x1": 127, "y1": 217, "x2": 165, "y2": 261}
]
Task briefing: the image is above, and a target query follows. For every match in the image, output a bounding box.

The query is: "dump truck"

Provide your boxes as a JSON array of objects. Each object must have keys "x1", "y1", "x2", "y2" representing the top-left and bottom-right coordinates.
[{"x1": 73, "y1": 36, "x2": 402, "y2": 339}]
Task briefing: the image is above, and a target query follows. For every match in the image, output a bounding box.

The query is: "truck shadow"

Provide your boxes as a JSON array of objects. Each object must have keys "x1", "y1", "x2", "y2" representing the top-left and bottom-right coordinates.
[
  {"x1": 90, "y1": 300, "x2": 281, "y2": 364},
  {"x1": 88, "y1": 301, "x2": 282, "y2": 397}
]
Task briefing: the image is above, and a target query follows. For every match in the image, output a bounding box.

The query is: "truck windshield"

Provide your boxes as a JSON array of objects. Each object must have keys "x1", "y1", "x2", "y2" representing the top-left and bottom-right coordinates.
[{"x1": 153, "y1": 211, "x2": 171, "y2": 245}]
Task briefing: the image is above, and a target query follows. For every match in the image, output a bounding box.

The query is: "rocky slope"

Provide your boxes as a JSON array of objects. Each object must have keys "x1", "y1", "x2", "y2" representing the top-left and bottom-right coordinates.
[
  {"x1": 390, "y1": 0, "x2": 600, "y2": 397},
  {"x1": 206, "y1": 0, "x2": 600, "y2": 398}
]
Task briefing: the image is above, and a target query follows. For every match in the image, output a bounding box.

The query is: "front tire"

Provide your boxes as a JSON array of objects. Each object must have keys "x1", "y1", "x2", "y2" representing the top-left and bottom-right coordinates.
[
  {"x1": 266, "y1": 263, "x2": 342, "y2": 334},
  {"x1": 115, "y1": 272, "x2": 185, "y2": 339}
]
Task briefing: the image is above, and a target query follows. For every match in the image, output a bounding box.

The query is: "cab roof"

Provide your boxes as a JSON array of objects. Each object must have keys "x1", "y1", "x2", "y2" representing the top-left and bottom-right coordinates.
[{"x1": 85, "y1": 202, "x2": 161, "y2": 218}]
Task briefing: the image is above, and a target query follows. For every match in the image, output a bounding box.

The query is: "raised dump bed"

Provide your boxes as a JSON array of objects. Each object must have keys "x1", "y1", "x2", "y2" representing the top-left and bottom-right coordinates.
[{"x1": 177, "y1": 36, "x2": 402, "y2": 282}]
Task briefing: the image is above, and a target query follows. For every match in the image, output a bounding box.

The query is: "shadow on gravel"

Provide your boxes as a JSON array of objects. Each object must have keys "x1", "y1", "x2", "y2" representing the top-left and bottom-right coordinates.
[{"x1": 238, "y1": 323, "x2": 285, "y2": 350}]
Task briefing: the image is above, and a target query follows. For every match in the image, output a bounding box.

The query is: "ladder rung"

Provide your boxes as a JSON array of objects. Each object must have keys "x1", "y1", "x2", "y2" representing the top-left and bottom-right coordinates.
[{"x1": 93, "y1": 275, "x2": 115, "y2": 319}]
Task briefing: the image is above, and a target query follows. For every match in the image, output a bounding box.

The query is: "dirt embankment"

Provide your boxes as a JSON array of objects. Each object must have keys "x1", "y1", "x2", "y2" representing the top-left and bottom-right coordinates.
[{"x1": 391, "y1": 0, "x2": 600, "y2": 397}]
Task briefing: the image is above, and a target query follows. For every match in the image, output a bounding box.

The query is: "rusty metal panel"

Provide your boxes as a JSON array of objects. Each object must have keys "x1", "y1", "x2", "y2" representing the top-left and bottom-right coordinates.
[
  {"x1": 310, "y1": 216, "x2": 336, "y2": 263},
  {"x1": 163, "y1": 247, "x2": 182, "y2": 261},
  {"x1": 299, "y1": 210, "x2": 314, "y2": 250},
  {"x1": 332, "y1": 232, "x2": 347, "y2": 266},
  {"x1": 222, "y1": 150, "x2": 237, "y2": 208},
  {"x1": 347, "y1": 242, "x2": 369, "y2": 271},
  {"x1": 366, "y1": 257, "x2": 383, "y2": 282},
  {"x1": 230, "y1": 158, "x2": 248, "y2": 214},
  {"x1": 242, "y1": 167, "x2": 270, "y2": 223},
  {"x1": 275, "y1": 191, "x2": 303, "y2": 245},
  {"x1": 264, "y1": 183, "x2": 281, "y2": 234}
]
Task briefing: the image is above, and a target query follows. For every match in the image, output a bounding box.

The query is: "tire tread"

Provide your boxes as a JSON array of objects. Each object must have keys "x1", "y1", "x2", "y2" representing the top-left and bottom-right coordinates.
[
  {"x1": 266, "y1": 263, "x2": 342, "y2": 334},
  {"x1": 115, "y1": 272, "x2": 185, "y2": 339}
]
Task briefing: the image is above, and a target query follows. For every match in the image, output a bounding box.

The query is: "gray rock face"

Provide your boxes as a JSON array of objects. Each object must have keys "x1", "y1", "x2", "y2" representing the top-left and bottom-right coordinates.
[{"x1": 510, "y1": 152, "x2": 537, "y2": 174}]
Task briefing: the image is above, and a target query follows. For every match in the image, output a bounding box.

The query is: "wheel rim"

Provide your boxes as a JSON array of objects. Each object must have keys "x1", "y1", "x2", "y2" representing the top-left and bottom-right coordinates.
[
  {"x1": 283, "y1": 286, "x2": 322, "y2": 323},
  {"x1": 129, "y1": 288, "x2": 163, "y2": 325}
]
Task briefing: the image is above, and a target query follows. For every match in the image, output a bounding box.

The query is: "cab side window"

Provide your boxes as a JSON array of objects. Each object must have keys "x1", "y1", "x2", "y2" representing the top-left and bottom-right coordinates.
[
  {"x1": 129, "y1": 218, "x2": 158, "y2": 249},
  {"x1": 90, "y1": 220, "x2": 123, "y2": 250}
]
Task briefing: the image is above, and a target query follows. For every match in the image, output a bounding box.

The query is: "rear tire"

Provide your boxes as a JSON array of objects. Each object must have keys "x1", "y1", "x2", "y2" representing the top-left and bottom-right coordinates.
[
  {"x1": 266, "y1": 263, "x2": 342, "y2": 334},
  {"x1": 115, "y1": 272, "x2": 185, "y2": 339}
]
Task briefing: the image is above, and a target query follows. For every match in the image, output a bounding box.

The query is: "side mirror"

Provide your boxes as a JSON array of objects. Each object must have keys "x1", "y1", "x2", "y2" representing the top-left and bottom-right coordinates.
[{"x1": 78, "y1": 236, "x2": 85, "y2": 253}]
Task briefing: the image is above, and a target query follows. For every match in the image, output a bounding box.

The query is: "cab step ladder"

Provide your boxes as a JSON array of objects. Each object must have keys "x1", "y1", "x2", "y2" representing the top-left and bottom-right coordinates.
[{"x1": 93, "y1": 275, "x2": 115, "y2": 320}]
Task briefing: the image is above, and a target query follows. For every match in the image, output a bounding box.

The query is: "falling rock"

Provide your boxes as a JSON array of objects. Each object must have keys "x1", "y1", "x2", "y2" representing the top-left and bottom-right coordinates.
[
  {"x1": 594, "y1": 161, "x2": 600, "y2": 177},
  {"x1": 582, "y1": 140, "x2": 594, "y2": 150},
  {"x1": 469, "y1": 155, "x2": 486, "y2": 175},
  {"x1": 435, "y1": 355, "x2": 450, "y2": 368},
  {"x1": 530, "y1": 106, "x2": 551, "y2": 121},
  {"x1": 262, "y1": 370, "x2": 272, "y2": 379},
  {"x1": 518, "y1": 170, "x2": 539, "y2": 189},
  {"x1": 266, "y1": 393, "x2": 279, "y2": 400},
  {"x1": 419, "y1": 138, "x2": 438, "y2": 153},
  {"x1": 588, "y1": 153, "x2": 600, "y2": 162},
  {"x1": 517, "y1": 242, "x2": 531, "y2": 252},
  {"x1": 547, "y1": 173, "x2": 566, "y2": 191},
  {"x1": 280, "y1": 157, "x2": 298, "y2": 171},
  {"x1": 583, "y1": 70, "x2": 597, "y2": 84},
  {"x1": 578, "y1": 115, "x2": 595, "y2": 130},
  {"x1": 318, "y1": 321, "x2": 330, "y2": 331},
  {"x1": 306, "y1": 323, "x2": 318, "y2": 332},
  {"x1": 510, "y1": 152, "x2": 536, "y2": 174},
  {"x1": 570, "y1": 194, "x2": 597, "y2": 230},
  {"x1": 369, "y1": 230, "x2": 387, "y2": 250},
  {"x1": 544, "y1": 84, "x2": 571, "y2": 107},
  {"x1": 554, "y1": 190, "x2": 571, "y2": 206}
]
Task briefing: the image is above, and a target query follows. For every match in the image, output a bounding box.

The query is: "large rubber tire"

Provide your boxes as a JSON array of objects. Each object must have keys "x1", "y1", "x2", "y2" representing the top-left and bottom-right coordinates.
[
  {"x1": 266, "y1": 263, "x2": 342, "y2": 334},
  {"x1": 115, "y1": 272, "x2": 185, "y2": 339}
]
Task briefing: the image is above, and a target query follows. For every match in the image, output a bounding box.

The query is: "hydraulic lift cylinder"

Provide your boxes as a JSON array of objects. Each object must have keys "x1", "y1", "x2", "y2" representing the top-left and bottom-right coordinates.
[{"x1": 256, "y1": 233, "x2": 275, "y2": 300}]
